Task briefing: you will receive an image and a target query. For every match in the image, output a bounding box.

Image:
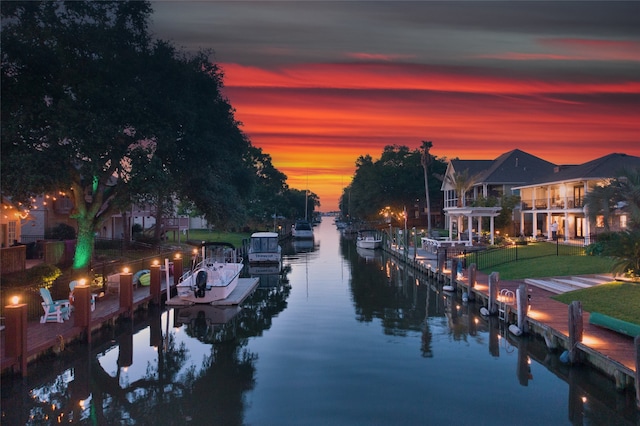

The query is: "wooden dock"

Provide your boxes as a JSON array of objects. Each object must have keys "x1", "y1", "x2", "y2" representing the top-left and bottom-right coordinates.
[
  {"x1": 166, "y1": 277, "x2": 259, "y2": 306},
  {"x1": 385, "y1": 244, "x2": 638, "y2": 393},
  {"x1": 1, "y1": 277, "x2": 259, "y2": 376}
]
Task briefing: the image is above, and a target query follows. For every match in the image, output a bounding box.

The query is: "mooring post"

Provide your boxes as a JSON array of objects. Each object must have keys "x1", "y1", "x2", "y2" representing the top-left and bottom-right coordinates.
[
  {"x1": 450, "y1": 258, "x2": 458, "y2": 292},
  {"x1": 4, "y1": 301, "x2": 27, "y2": 376},
  {"x1": 120, "y1": 270, "x2": 133, "y2": 316},
  {"x1": 468, "y1": 263, "x2": 476, "y2": 301},
  {"x1": 488, "y1": 271, "x2": 499, "y2": 315},
  {"x1": 516, "y1": 283, "x2": 528, "y2": 334},
  {"x1": 173, "y1": 254, "x2": 183, "y2": 286},
  {"x1": 150, "y1": 262, "x2": 161, "y2": 304},
  {"x1": 73, "y1": 283, "x2": 92, "y2": 343},
  {"x1": 568, "y1": 301, "x2": 583, "y2": 364}
]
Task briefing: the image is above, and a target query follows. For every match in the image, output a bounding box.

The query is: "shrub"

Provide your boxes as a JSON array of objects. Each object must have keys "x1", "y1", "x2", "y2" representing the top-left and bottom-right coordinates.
[
  {"x1": 45, "y1": 223, "x2": 76, "y2": 240},
  {"x1": 25, "y1": 263, "x2": 62, "y2": 288}
]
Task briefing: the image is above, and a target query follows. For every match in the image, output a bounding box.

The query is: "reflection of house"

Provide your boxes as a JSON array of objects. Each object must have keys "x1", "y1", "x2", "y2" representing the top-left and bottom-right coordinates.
[
  {"x1": 441, "y1": 149, "x2": 556, "y2": 245},
  {"x1": 514, "y1": 153, "x2": 640, "y2": 243}
]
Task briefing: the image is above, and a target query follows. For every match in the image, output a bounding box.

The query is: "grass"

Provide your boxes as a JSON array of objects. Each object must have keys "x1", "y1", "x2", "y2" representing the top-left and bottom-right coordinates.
[
  {"x1": 472, "y1": 241, "x2": 639, "y2": 326},
  {"x1": 553, "y1": 282, "x2": 640, "y2": 325},
  {"x1": 479, "y1": 254, "x2": 615, "y2": 280},
  {"x1": 164, "y1": 229, "x2": 252, "y2": 248}
]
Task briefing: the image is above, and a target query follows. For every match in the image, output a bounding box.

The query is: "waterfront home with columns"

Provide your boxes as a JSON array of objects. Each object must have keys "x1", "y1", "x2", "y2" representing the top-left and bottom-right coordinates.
[
  {"x1": 442, "y1": 149, "x2": 556, "y2": 245},
  {"x1": 513, "y1": 152, "x2": 640, "y2": 244}
]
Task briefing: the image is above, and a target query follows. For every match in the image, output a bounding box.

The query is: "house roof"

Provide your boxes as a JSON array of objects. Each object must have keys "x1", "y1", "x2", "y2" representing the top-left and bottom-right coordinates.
[
  {"x1": 525, "y1": 153, "x2": 640, "y2": 186},
  {"x1": 450, "y1": 149, "x2": 557, "y2": 186}
]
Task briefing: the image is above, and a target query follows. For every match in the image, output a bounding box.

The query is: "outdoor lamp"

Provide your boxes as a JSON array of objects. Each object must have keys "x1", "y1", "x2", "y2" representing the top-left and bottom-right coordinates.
[{"x1": 11, "y1": 295, "x2": 20, "y2": 305}]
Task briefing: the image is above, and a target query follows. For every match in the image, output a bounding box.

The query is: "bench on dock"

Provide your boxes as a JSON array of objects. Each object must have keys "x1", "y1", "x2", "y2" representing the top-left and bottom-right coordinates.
[{"x1": 589, "y1": 312, "x2": 640, "y2": 338}]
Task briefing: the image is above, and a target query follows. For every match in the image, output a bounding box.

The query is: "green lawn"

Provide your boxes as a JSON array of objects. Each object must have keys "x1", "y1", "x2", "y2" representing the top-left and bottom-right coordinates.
[
  {"x1": 474, "y1": 242, "x2": 614, "y2": 280},
  {"x1": 478, "y1": 254, "x2": 615, "y2": 280},
  {"x1": 553, "y1": 282, "x2": 640, "y2": 325},
  {"x1": 471, "y1": 242, "x2": 638, "y2": 326},
  {"x1": 164, "y1": 229, "x2": 251, "y2": 248}
]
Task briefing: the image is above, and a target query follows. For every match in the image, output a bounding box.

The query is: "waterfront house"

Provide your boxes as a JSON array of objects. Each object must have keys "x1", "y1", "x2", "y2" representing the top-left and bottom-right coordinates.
[
  {"x1": 441, "y1": 149, "x2": 556, "y2": 245},
  {"x1": 513, "y1": 153, "x2": 640, "y2": 243}
]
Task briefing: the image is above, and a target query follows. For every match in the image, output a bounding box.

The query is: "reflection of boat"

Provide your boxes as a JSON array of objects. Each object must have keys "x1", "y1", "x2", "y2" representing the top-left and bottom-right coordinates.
[
  {"x1": 356, "y1": 246, "x2": 382, "y2": 262},
  {"x1": 249, "y1": 262, "x2": 283, "y2": 288},
  {"x1": 248, "y1": 232, "x2": 282, "y2": 264},
  {"x1": 175, "y1": 304, "x2": 242, "y2": 326},
  {"x1": 292, "y1": 219, "x2": 314, "y2": 239},
  {"x1": 293, "y1": 238, "x2": 315, "y2": 253},
  {"x1": 175, "y1": 304, "x2": 242, "y2": 341},
  {"x1": 356, "y1": 230, "x2": 382, "y2": 249},
  {"x1": 176, "y1": 242, "x2": 243, "y2": 304}
]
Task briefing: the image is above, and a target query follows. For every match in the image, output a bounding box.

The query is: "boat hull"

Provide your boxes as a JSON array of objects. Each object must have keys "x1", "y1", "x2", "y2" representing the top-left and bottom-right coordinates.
[
  {"x1": 176, "y1": 263, "x2": 243, "y2": 304},
  {"x1": 356, "y1": 238, "x2": 382, "y2": 249}
]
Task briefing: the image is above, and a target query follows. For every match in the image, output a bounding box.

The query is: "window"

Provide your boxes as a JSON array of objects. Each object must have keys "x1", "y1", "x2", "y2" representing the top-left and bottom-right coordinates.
[
  {"x1": 8, "y1": 221, "x2": 17, "y2": 243},
  {"x1": 596, "y1": 215, "x2": 605, "y2": 228},
  {"x1": 620, "y1": 215, "x2": 627, "y2": 229}
]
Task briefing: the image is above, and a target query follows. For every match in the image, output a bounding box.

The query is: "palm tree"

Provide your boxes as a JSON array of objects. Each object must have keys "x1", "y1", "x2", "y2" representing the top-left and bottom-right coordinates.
[
  {"x1": 420, "y1": 141, "x2": 433, "y2": 237},
  {"x1": 446, "y1": 168, "x2": 477, "y2": 208},
  {"x1": 584, "y1": 167, "x2": 640, "y2": 231},
  {"x1": 584, "y1": 168, "x2": 640, "y2": 279}
]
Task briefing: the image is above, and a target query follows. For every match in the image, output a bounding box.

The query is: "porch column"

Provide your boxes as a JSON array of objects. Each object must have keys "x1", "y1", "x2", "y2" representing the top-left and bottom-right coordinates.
[
  {"x1": 533, "y1": 212, "x2": 538, "y2": 238},
  {"x1": 490, "y1": 216, "x2": 495, "y2": 245},
  {"x1": 448, "y1": 214, "x2": 453, "y2": 241},
  {"x1": 467, "y1": 215, "x2": 473, "y2": 245},
  {"x1": 564, "y1": 212, "x2": 569, "y2": 241},
  {"x1": 584, "y1": 207, "x2": 591, "y2": 244},
  {"x1": 547, "y1": 214, "x2": 552, "y2": 240},
  {"x1": 478, "y1": 214, "x2": 483, "y2": 238}
]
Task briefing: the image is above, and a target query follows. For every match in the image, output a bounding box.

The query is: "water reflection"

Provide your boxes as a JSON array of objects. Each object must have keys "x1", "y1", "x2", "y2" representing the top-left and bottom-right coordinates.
[{"x1": 1, "y1": 222, "x2": 638, "y2": 425}]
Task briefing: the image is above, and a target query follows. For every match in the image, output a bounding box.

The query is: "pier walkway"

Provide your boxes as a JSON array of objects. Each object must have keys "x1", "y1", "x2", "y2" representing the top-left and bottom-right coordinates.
[
  {"x1": 388, "y1": 245, "x2": 637, "y2": 391},
  {"x1": 1, "y1": 276, "x2": 260, "y2": 376}
]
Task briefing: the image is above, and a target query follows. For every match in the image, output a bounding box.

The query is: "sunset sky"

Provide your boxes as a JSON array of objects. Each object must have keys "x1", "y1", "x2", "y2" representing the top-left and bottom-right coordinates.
[{"x1": 151, "y1": 1, "x2": 640, "y2": 211}]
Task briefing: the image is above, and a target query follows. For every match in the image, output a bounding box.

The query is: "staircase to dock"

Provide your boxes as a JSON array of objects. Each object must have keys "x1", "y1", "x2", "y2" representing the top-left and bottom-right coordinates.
[{"x1": 524, "y1": 275, "x2": 614, "y2": 294}]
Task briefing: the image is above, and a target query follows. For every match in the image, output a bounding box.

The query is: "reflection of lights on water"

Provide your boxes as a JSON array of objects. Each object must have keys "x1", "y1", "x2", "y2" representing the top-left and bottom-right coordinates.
[
  {"x1": 582, "y1": 396, "x2": 588, "y2": 403},
  {"x1": 474, "y1": 318, "x2": 479, "y2": 324}
]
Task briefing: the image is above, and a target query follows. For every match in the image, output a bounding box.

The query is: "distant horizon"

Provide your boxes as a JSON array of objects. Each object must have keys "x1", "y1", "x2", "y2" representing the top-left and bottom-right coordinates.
[{"x1": 151, "y1": 1, "x2": 640, "y2": 211}]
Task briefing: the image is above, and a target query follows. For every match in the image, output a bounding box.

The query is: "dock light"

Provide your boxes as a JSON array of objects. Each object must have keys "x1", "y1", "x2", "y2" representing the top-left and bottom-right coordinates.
[
  {"x1": 11, "y1": 295, "x2": 20, "y2": 305},
  {"x1": 79, "y1": 278, "x2": 86, "y2": 286},
  {"x1": 153, "y1": 260, "x2": 159, "y2": 266},
  {"x1": 123, "y1": 267, "x2": 130, "y2": 274},
  {"x1": 174, "y1": 253, "x2": 181, "y2": 259}
]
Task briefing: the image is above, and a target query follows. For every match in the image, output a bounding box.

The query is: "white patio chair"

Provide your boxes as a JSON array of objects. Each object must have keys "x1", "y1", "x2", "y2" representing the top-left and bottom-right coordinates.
[{"x1": 39, "y1": 287, "x2": 71, "y2": 323}]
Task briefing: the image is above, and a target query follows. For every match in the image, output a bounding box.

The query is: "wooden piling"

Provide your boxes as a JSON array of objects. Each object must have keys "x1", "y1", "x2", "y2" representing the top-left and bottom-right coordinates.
[
  {"x1": 73, "y1": 284, "x2": 92, "y2": 343},
  {"x1": 516, "y1": 283, "x2": 528, "y2": 334},
  {"x1": 468, "y1": 263, "x2": 476, "y2": 301},
  {"x1": 173, "y1": 255, "x2": 183, "y2": 286},
  {"x1": 150, "y1": 263, "x2": 161, "y2": 304},
  {"x1": 488, "y1": 272, "x2": 499, "y2": 315},
  {"x1": 568, "y1": 301, "x2": 583, "y2": 364},
  {"x1": 119, "y1": 271, "x2": 133, "y2": 316},
  {"x1": 450, "y1": 258, "x2": 458, "y2": 292},
  {"x1": 4, "y1": 302, "x2": 27, "y2": 376}
]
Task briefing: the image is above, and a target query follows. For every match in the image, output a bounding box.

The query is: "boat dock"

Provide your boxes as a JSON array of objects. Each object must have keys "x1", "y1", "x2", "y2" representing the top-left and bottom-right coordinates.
[
  {"x1": 1, "y1": 276, "x2": 259, "y2": 376},
  {"x1": 384, "y1": 244, "x2": 639, "y2": 406},
  {"x1": 166, "y1": 277, "x2": 259, "y2": 306}
]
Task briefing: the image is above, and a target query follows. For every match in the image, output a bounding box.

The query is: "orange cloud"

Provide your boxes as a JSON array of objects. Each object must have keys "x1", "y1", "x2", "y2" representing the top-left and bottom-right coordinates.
[{"x1": 221, "y1": 61, "x2": 640, "y2": 211}]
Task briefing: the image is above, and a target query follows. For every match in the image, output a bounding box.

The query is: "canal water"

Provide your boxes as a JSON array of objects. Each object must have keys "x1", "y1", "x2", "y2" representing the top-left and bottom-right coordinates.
[{"x1": 1, "y1": 220, "x2": 638, "y2": 425}]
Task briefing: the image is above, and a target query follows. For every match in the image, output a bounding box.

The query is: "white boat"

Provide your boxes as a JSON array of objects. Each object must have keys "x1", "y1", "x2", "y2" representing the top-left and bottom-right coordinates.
[
  {"x1": 176, "y1": 242, "x2": 243, "y2": 304},
  {"x1": 248, "y1": 231, "x2": 282, "y2": 264},
  {"x1": 356, "y1": 230, "x2": 382, "y2": 249},
  {"x1": 292, "y1": 219, "x2": 314, "y2": 239}
]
